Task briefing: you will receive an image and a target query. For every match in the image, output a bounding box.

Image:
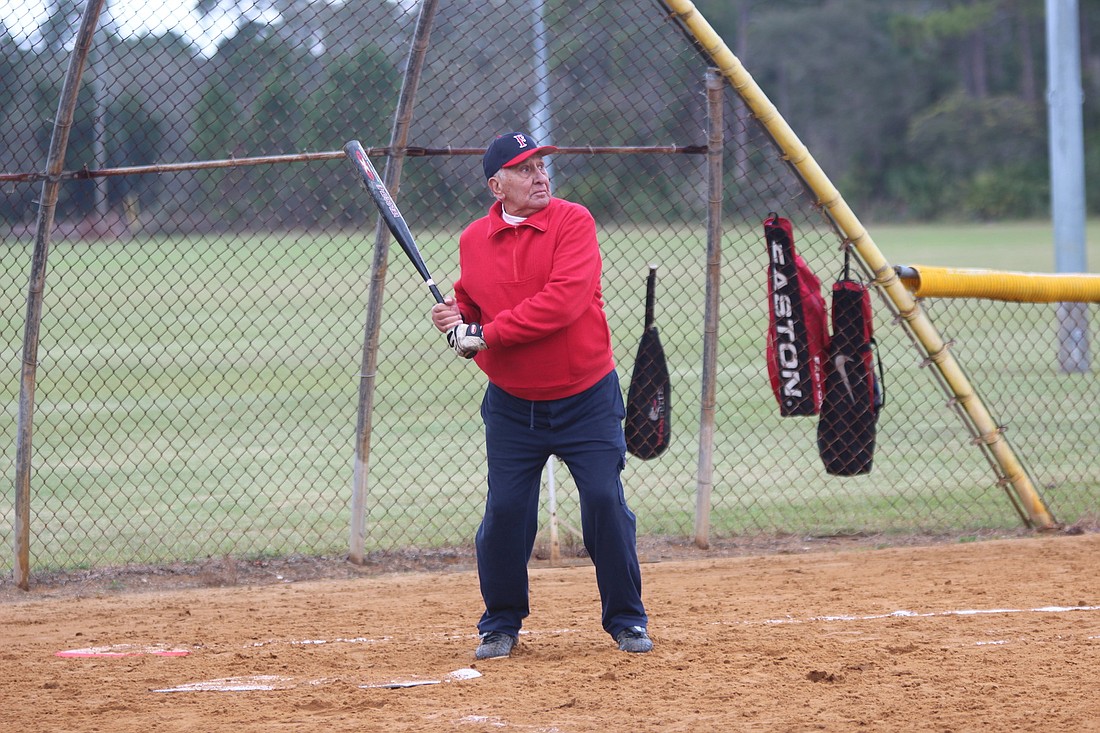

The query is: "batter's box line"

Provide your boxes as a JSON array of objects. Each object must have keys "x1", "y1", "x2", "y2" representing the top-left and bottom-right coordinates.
[
  {"x1": 55, "y1": 643, "x2": 192, "y2": 658},
  {"x1": 246, "y1": 635, "x2": 390, "y2": 648},
  {"x1": 151, "y1": 668, "x2": 482, "y2": 693},
  {"x1": 248, "y1": 630, "x2": 580, "y2": 651},
  {"x1": 724, "y1": 603, "x2": 1100, "y2": 626}
]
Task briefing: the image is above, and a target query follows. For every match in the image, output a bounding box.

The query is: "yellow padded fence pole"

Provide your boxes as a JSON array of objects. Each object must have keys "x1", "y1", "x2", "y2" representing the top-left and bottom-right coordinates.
[
  {"x1": 662, "y1": 0, "x2": 1056, "y2": 530},
  {"x1": 900, "y1": 266, "x2": 1100, "y2": 302}
]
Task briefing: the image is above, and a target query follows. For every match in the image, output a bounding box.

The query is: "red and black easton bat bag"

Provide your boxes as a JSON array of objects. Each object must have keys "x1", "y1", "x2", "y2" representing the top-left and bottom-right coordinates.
[
  {"x1": 626, "y1": 266, "x2": 671, "y2": 460},
  {"x1": 817, "y1": 259, "x2": 884, "y2": 476},
  {"x1": 763, "y1": 213, "x2": 828, "y2": 416}
]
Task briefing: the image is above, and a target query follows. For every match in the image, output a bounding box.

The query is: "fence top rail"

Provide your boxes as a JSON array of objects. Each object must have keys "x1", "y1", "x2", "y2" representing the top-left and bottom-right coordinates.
[{"x1": 0, "y1": 145, "x2": 708, "y2": 183}]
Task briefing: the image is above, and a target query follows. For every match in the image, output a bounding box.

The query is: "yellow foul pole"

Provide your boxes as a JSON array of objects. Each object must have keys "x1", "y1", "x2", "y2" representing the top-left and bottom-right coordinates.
[{"x1": 662, "y1": 0, "x2": 1056, "y2": 529}]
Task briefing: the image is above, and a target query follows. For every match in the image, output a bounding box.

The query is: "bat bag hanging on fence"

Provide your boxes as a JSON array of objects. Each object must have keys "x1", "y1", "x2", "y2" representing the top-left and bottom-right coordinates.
[
  {"x1": 625, "y1": 266, "x2": 671, "y2": 460},
  {"x1": 763, "y1": 213, "x2": 828, "y2": 416},
  {"x1": 817, "y1": 251, "x2": 885, "y2": 475}
]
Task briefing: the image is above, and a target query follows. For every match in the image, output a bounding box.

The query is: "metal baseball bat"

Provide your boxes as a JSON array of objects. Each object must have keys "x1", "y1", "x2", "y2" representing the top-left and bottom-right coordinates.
[{"x1": 343, "y1": 140, "x2": 445, "y2": 304}]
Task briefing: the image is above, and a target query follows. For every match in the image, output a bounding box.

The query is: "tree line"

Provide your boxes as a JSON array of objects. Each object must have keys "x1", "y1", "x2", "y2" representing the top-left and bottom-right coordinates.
[
  {"x1": 699, "y1": 0, "x2": 1095, "y2": 221},
  {"x1": 1, "y1": 0, "x2": 1097, "y2": 229}
]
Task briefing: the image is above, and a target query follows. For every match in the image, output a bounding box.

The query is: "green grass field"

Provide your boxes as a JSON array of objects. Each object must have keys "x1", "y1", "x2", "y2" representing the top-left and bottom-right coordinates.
[
  {"x1": 869, "y1": 219, "x2": 1100, "y2": 270},
  {"x1": 3, "y1": 219, "x2": 1098, "y2": 572}
]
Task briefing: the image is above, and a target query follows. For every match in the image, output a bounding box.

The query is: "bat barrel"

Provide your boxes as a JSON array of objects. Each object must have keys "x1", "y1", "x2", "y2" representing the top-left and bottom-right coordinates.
[{"x1": 345, "y1": 139, "x2": 445, "y2": 308}]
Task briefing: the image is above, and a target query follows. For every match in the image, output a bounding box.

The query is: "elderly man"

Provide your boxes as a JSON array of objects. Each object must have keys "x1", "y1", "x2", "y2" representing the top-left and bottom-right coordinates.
[{"x1": 431, "y1": 132, "x2": 652, "y2": 659}]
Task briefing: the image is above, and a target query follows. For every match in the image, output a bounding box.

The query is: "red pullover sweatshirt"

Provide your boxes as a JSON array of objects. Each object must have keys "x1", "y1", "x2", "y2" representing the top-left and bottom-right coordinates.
[{"x1": 453, "y1": 197, "x2": 615, "y2": 401}]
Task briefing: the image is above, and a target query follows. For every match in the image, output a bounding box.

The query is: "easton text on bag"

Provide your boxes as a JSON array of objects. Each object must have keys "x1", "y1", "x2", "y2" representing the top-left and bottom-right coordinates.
[{"x1": 763, "y1": 213, "x2": 828, "y2": 416}]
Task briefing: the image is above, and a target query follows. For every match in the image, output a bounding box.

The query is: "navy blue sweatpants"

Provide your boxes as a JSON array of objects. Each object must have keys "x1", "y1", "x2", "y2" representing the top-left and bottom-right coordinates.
[{"x1": 476, "y1": 369, "x2": 648, "y2": 640}]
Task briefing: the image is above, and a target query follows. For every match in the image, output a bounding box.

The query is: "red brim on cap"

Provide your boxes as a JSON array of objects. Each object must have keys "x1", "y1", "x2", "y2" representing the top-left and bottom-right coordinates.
[{"x1": 503, "y1": 145, "x2": 558, "y2": 168}]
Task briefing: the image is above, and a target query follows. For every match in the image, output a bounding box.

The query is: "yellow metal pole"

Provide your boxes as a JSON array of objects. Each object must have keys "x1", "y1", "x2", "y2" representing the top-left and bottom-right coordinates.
[
  {"x1": 897, "y1": 266, "x2": 1100, "y2": 302},
  {"x1": 661, "y1": 0, "x2": 1056, "y2": 530}
]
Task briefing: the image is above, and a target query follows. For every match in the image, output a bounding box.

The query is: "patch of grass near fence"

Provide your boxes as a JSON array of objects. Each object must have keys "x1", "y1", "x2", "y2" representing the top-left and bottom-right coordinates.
[{"x1": 868, "y1": 219, "x2": 1100, "y2": 271}]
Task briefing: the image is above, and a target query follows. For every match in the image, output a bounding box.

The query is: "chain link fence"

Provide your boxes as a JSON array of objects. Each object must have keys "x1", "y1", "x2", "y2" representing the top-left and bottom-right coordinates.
[{"x1": 3, "y1": 0, "x2": 1097, "y2": 578}]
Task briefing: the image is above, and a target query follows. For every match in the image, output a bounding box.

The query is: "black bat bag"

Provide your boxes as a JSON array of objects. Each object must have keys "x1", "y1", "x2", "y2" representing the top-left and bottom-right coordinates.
[
  {"x1": 625, "y1": 266, "x2": 671, "y2": 460},
  {"x1": 817, "y1": 265, "x2": 884, "y2": 476}
]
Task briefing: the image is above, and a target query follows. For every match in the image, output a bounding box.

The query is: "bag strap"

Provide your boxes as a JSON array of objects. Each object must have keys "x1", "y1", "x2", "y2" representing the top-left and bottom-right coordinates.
[{"x1": 870, "y1": 337, "x2": 886, "y2": 412}]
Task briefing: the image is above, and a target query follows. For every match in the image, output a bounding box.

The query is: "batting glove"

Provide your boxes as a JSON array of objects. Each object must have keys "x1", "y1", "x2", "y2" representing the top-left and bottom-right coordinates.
[{"x1": 447, "y1": 322, "x2": 487, "y2": 359}]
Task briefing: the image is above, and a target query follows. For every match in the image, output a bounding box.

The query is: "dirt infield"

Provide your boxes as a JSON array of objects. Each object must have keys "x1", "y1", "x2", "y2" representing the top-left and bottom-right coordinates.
[{"x1": 4, "y1": 532, "x2": 1098, "y2": 732}]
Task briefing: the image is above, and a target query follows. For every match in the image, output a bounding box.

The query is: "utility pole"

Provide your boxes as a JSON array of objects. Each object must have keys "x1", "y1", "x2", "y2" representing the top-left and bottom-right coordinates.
[{"x1": 1046, "y1": 0, "x2": 1090, "y2": 372}]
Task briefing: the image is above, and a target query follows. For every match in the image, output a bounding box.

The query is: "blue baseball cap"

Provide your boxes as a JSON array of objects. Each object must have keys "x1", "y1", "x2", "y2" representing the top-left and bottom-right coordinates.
[{"x1": 482, "y1": 132, "x2": 558, "y2": 180}]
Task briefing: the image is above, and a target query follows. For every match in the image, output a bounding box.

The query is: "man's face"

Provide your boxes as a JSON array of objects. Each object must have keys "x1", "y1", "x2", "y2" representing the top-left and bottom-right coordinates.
[{"x1": 489, "y1": 156, "x2": 551, "y2": 218}]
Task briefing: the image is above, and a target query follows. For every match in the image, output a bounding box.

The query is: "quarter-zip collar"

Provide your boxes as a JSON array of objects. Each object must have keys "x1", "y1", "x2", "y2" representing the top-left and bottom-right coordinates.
[{"x1": 487, "y1": 198, "x2": 553, "y2": 239}]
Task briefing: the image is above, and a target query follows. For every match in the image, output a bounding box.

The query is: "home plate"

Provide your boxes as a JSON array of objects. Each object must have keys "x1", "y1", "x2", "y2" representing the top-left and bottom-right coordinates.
[
  {"x1": 360, "y1": 668, "x2": 482, "y2": 689},
  {"x1": 56, "y1": 644, "x2": 190, "y2": 658},
  {"x1": 152, "y1": 675, "x2": 297, "y2": 693}
]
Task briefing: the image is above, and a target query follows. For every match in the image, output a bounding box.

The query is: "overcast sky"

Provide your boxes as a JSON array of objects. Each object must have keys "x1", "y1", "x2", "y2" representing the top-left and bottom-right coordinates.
[{"x1": 2, "y1": 0, "x2": 277, "y2": 56}]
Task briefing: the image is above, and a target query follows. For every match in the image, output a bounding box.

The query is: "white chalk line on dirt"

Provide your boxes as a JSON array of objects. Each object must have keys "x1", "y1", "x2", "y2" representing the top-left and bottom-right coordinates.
[
  {"x1": 360, "y1": 667, "x2": 483, "y2": 689},
  {"x1": 246, "y1": 635, "x2": 390, "y2": 648},
  {"x1": 151, "y1": 675, "x2": 301, "y2": 692},
  {"x1": 150, "y1": 668, "x2": 482, "y2": 693},
  {"x1": 56, "y1": 637, "x2": 390, "y2": 658},
  {"x1": 240, "y1": 628, "x2": 577, "y2": 652},
  {"x1": 456, "y1": 714, "x2": 563, "y2": 732},
  {"x1": 755, "y1": 604, "x2": 1100, "y2": 626}
]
